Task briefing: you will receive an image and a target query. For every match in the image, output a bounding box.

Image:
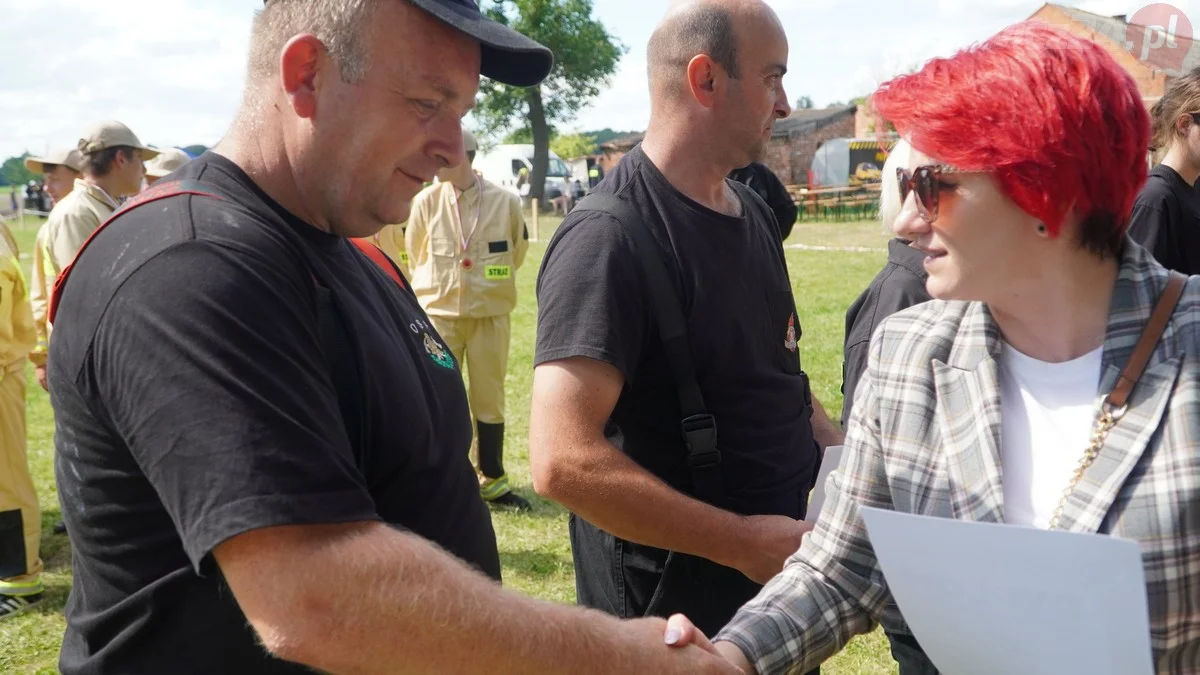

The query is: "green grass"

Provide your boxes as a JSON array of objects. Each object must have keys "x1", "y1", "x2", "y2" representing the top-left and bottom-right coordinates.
[{"x1": 2, "y1": 215, "x2": 897, "y2": 673}]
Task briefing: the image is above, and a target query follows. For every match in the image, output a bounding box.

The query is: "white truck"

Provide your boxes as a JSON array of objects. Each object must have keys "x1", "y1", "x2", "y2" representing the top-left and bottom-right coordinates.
[{"x1": 474, "y1": 143, "x2": 575, "y2": 200}]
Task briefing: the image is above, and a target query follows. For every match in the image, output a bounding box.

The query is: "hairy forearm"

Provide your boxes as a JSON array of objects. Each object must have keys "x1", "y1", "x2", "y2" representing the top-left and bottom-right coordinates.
[
  {"x1": 246, "y1": 523, "x2": 655, "y2": 674},
  {"x1": 535, "y1": 438, "x2": 749, "y2": 570}
]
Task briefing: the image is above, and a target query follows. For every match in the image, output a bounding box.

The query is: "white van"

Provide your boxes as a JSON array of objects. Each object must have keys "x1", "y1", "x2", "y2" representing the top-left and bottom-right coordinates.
[{"x1": 474, "y1": 144, "x2": 574, "y2": 199}]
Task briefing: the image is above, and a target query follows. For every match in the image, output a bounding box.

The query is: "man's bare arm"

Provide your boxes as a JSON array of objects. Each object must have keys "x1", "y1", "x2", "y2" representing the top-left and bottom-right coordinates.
[
  {"x1": 810, "y1": 394, "x2": 844, "y2": 452},
  {"x1": 215, "y1": 521, "x2": 740, "y2": 674},
  {"x1": 529, "y1": 357, "x2": 810, "y2": 584}
]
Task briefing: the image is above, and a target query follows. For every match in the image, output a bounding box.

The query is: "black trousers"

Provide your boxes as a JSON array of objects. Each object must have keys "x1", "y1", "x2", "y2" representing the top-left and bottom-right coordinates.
[
  {"x1": 571, "y1": 515, "x2": 819, "y2": 674},
  {"x1": 887, "y1": 632, "x2": 941, "y2": 674}
]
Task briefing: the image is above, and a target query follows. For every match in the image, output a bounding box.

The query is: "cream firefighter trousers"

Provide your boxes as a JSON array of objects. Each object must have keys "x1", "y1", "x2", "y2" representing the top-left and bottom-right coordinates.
[
  {"x1": 430, "y1": 315, "x2": 510, "y2": 426},
  {"x1": 0, "y1": 361, "x2": 41, "y2": 584}
]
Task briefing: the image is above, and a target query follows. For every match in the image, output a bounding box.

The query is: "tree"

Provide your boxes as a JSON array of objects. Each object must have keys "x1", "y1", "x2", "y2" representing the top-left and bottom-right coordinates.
[
  {"x1": 0, "y1": 154, "x2": 37, "y2": 187},
  {"x1": 502, "y1": 128, "x2": 535, "y2": 144},
  {"x1": 584, "y1": 128, "x2": 639, "y2": 145},
  {"x1": 550, "y1": 132, "x2": 596, "y2": 159},
  {"x1": 475, "y1": 0, "x2": 625, "y2": 203},
  {"x1": 795, "y1": 96, "x2": 814, "y2": 110}
]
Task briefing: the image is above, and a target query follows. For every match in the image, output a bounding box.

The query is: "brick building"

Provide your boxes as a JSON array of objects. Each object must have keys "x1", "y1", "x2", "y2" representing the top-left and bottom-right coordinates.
[
  {"x1": 596, "y1": 133, "x2": 644, "y2": 174},
  {"x1": 762, "y1": 105, "x2": 857, "y2": 186},
  {"x1": 593, "y1": 5, "x2": 1200, "y2": 190},
  {"x1": 1028, "y1": 4, "x2": 1200, "y2": 101}
]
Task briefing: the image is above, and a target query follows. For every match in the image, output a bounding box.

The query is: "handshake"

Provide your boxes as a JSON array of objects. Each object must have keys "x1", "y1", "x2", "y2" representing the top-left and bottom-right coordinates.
[
  {"x1": 616, "y1": 612, "x2": 753, "y2": 674},
  {"x1": 596, "y1": 513, "x2": 814, "y2": 674}
]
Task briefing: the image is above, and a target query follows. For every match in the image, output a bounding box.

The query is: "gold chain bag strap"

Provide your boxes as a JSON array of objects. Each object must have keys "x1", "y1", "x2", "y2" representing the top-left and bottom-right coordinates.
[{"x1": 1048, "y1": 271, "x2": 1188, "y2": 530}]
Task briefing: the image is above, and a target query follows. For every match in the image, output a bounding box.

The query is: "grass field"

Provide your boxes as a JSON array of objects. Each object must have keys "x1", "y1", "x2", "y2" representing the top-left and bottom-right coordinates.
[{"x1": 1, "y1": 213, "x2": 898, "y2": 674}]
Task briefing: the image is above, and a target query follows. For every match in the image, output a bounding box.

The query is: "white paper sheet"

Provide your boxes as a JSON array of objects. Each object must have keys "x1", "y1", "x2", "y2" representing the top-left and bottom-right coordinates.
[
  {"x1": 806, "y1": 444, "x2": 843, "y2": 522},
  {"x1": 859, "y1": 507, "x2": 1154, "y2": 675}
]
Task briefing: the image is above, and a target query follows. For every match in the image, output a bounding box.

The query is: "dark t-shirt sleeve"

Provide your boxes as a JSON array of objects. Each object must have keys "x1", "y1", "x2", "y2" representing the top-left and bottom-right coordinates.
[
  {"x1": 841, "y1": 339, "x2": 870, "y2": 429},
  {"x1": 86, "y1": 241, "x2": 379, "y2": 572},
  {"x1": 534, "y1": 212, "x2": 647, "y2": 379},
  {"x1": 841, "y1": 267, "x2": 929, "y2": 427},
  {"x1": 763, "y1": 170, "x2": 798, "y2": 241},
  {"x1": 1127, "y1": 191, "x2": 1175, "y2": 267}
]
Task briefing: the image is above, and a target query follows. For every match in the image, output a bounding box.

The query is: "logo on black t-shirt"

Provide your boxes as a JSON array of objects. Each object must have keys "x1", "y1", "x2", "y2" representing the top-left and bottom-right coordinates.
[
  {"x1": 785, "y1": 313, "x2": 798, "y2": 352},
  {"x1": 423, "y1": 333, "x2": 456, "y2": 369}
]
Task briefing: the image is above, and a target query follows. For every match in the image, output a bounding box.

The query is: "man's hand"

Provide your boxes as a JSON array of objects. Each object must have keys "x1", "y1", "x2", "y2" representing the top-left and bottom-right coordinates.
[
  {"x1": 662, "y1": 614, "x2": 755, "y2": 674},
  {"x1": 730, "y1": 515, "x2": 812, "y2": 584},
  {"x1": 619, "y1": 616, "x2": 743, "y2": 674},
  {"x1": 35, "y1": 365, "x2": 48, "y2": 391}
]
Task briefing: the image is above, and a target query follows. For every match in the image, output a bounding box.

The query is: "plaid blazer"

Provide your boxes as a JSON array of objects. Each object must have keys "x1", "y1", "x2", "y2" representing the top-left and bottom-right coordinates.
[{"x1": 717, "y1": 242, "x2": 1200, "y2": 674}]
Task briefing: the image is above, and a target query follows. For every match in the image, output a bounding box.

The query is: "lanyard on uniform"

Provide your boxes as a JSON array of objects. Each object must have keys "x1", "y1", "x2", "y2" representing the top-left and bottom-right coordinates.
[{"x1": 453, "y1": 175, "x2": 483, "y2": 269}]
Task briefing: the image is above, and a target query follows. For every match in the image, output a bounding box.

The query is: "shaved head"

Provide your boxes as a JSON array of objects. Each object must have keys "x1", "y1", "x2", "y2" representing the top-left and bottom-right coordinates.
[
  {"x1": 647, "y1": 2, "x2": 739, "y2": 92},
  {"x1": 647, "y1": 0, "x2": 785, "y2": 95},
  {"x1": 641, "y1": 0, "x2": 790, "y2": 178}
]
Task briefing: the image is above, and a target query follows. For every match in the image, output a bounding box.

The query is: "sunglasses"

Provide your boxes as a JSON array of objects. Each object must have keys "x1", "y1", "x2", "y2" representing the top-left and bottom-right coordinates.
[{"x1": 896, "y1": 165, "x2": 971, "y2": 223}]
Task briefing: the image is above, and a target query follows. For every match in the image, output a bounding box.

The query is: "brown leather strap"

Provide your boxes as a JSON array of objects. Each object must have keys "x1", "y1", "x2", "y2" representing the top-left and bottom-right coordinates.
[{"x1": 1108, "y1": 271, "x2": 1188, "y2": 408}]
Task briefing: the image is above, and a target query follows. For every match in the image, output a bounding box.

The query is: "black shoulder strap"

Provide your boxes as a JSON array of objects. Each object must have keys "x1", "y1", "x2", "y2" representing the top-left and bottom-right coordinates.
[{"x1": 573, "y1": 193, "x2": 723, "y2": 505}]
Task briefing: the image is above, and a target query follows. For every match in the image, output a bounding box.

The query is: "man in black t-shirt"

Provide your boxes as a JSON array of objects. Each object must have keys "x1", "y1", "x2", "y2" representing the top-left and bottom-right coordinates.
[
  {"x1": 729, "y1": 161, "x2": 798, "y2": 241},
  {"x1": 1128, "y1": 161, "x2": 1200, "y2": 275},
  {"x1": 48, "y1": 2, "x2": 739, "y2": 674},
  {"x1": 530, "y1": 0, "x2": 843, "y2": 643}
]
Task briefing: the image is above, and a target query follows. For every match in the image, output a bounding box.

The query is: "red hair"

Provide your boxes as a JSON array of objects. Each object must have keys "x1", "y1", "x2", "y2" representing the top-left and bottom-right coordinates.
[{"x1": 872, "y1": 21, "x2": 1150, "y2": 246}]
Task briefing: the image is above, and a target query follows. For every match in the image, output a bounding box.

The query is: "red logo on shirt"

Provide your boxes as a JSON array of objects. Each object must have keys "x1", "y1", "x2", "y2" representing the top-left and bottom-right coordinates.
[{"x1": 785, "y1": 313, "x2": 798, "y2": 352}]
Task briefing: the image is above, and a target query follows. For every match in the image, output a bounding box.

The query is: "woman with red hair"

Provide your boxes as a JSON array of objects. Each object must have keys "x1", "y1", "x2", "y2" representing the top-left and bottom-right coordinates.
[{"x1": 666, "y1": 21, "x2": 1199, "y2": 674}]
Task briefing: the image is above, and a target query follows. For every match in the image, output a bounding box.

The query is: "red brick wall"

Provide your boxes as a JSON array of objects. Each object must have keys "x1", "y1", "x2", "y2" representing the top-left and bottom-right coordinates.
[
  {"x1": 762, "y1": 114, "x2": 857, "y2": 186},
  {"x1": 1028, "y1": 5, "x2": 1165, "y2": 98},
  {"x1": 763, "y1": 139, "x2": 793, "y2": 188}
]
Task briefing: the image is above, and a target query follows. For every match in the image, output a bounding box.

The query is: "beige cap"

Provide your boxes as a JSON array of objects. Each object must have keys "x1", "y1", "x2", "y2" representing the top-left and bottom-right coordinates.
[
  {"x1": 144, "y1": 147, "x2": 193, "y2": 179},
  {"x1": 24, "y1": 148, "x2": 84, "y2": 174},
  {"x1": 463, "y1": 129, "x2": 477, "y2": 153},
  {"x1": 78, "y1": 120, "x2": 160, "y2": 161}
]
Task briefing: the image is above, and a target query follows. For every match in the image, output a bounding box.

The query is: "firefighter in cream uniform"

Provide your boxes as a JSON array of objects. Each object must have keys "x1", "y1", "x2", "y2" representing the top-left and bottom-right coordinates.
[
  {"x1": 406, "y1": 130, "x2": 531, "y2": 509},
  {"x1": 374, "y1": 220, "x2": 411, "y2": 278}
]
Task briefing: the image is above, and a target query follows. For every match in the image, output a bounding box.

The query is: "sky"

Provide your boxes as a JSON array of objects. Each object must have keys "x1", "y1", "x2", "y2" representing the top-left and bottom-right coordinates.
[{"x1": 1, "y1": 0, "x2": 1196, "y2": 160}]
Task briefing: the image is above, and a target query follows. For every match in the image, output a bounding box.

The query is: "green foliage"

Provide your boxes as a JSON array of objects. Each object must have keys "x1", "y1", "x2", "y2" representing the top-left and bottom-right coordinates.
[
  {"x1": 474, "y1": 0, "x2": 625, "y2": 200},
  {"x1": 476, "y1": 0, "x2": 625, "y2": 134},
  {"x1": 796, "y1": 96, "x2": 815, "y2": 109},
  {"x1": 503, "y1": 128, "x2": 536, "y2": 144},
  {"x1": 0, "y1": 154, "x2": 38, "y2": 187},
  {"x1": 582, "y1": 128, "x2": 639, "y2": 145},
  {"x1": 549, "y1": 132, "x2": 596, "y2": 159}
]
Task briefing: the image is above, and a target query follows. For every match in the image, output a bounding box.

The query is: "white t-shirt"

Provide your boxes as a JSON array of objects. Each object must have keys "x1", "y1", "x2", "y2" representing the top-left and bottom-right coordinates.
[{"x1": 998, "y1": 341, "x2": 1104, "y2": 528}]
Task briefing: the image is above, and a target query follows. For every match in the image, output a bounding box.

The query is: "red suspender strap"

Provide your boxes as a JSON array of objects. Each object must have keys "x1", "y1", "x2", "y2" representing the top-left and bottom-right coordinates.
[
  {"x1": 48, "y1": 179, "x2": 222, "y2": 325},
  {"x1": 49, "y1": 179, "x2": 410, "y2": 325},
  {"x1": 350, "y1": 238, "x2": 408, "y2": 290}
]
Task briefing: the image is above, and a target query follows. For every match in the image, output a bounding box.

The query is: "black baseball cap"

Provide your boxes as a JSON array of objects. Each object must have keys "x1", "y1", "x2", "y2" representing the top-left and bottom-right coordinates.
[{"x1": 264, "y1": 0, "x2": 554, "y2": 87}]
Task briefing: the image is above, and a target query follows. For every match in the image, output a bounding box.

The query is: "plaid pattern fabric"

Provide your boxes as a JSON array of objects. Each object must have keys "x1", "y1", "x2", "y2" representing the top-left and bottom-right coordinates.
[{"x1": 717, "y1": 242, "x2": 1200, "y2": 674}]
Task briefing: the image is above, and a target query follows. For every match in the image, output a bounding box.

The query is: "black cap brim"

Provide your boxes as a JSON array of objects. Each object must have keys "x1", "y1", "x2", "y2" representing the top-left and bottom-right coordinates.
[{"x1": 408, "y1": 0, "x2": 554, "y2": 88}]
